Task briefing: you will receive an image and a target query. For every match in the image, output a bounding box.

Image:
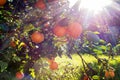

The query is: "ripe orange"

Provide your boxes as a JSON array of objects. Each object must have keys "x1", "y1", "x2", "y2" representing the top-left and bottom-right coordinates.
[
  {"x1": 31, "y1": 31, "x2": 44, "y2": 43},
  {"x1": 67, "y1": 22, "x2": 82, "y2": 39},
  {"x1": 50, "y1": 61, "x2": 58, "y2": 70},
  {"x1": 10, "y1": 41, "x2": 16, "y2": 47},
  {"x1": 53, "y1": 25, "x2": 67, "y2": 37},
  {"x1": 35, "y1": 0, "x2": 46, "y2": 10},
  {"x1": 16, "y1": 71, "x2": 24, "y2": 79},
  {"x1": 109, "y1": 70, "x2": 115, "y2": 78},
  {"x1": 105, "y1": 69, "x2": 115, "y2": 78},
  {"x1": 105, "y1": 70, "x2": 109, "y2": 78},
  {"x1": 0, "y1": 0, "x2": 6, "y2": 6},
  {"x1": 83, "y1": 75, "x2": 89, "y2": 80}
]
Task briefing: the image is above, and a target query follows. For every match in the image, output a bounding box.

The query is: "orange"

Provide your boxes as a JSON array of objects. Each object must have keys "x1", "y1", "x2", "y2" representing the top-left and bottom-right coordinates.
[
  {"x1": 105, "y1": 70, "x2": 115, "y2": 78},
  {"x1": 109, "y1": 70, "x2": 115, "y2": 78},
  {"x1": 53, "y1": 25, "x2": 67, "y2": 37},
  {"x1": 31, "y1": 31, "x2": 44, "y2": 43},
  {"x1": 0, "y1": 0, "x2": 6, "y2": 6},
  {"x1": 10, "y1": 41, "x2": 16, "y2": 47},
  {"x1": 50, "y1": 61, "x2": 58, "y2": 70},
  {"x1": 67, "y1": 22, "x2": 82, "y2": 39},
  {"x1": 83, "y1": 75, "x2": 89, "y2": 80},
  {"x1": 105, "y1": 70, "x2": 109, "y2": 78},
  {"x1": 16, "y1": 71, "x2": 24, "y2": 79},
  {"x1": 35, "y1": 0, "x2": 46, "y2": 10}
]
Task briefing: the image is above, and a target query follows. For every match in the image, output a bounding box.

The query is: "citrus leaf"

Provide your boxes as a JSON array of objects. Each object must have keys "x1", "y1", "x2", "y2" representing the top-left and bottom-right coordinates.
[
  {"x1": 100, "y1": 45, "x2": 107, "y2": 50},
  {"x1": 0, "y1": 61, "x2": 8, "y2": 72},
  {"x1": 23, "y1": 24, "x2": 34, "y2": 32},
  {"x1": 92, "y1": 75, "x2": 100, "y2": 80},
  {"x1": 12, "y1": 56, "x2": 21, "y2": 62}
]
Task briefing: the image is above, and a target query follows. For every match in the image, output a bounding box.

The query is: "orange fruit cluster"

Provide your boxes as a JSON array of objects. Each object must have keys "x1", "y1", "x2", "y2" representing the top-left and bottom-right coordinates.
[
  {"x1": 105, "y1": 69, "x2": 115, "y2": 78},
  {"x1": 53, "y1": 22, "x2": 82, "y2": 39}
]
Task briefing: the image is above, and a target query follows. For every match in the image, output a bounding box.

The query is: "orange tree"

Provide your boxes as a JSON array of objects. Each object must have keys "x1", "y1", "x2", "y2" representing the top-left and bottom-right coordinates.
[{"x1": 0, "y1": 0, "x2": 120, "y2": 80}]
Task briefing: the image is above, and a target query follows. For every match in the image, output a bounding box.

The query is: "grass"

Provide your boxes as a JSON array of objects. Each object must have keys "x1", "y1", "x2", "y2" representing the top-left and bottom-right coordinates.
[
  {"x1": 34, "y1": 54, "x2": 120, "y2": 80},
  {"x1": 56, "y1": 54, "x2": 97, "y2": 67}
]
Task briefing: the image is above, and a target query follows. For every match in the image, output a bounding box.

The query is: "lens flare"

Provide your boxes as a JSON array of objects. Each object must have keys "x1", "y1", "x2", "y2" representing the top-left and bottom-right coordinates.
[
  {"x1": 68, "y1": 0, "x2": 120, "y2": 29},
  {"x1": 80, "y1": 0, "x2": 112, "y2": 12},
  {"x1": 68, "y1": 0, "x2": 112, "y2": 13}
]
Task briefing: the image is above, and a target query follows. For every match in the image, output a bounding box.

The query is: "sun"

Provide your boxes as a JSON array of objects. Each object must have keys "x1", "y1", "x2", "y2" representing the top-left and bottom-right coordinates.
[
  {"x1": 80, "y1": 0, "x2": 112, "y2": 12},
  {"x1": 68, "y1": 0, "x2": 112, "y2": 14}
]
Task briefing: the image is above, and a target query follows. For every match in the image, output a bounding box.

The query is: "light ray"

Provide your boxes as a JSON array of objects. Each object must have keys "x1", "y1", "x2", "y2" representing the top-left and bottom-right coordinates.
[
  {"x1": 68, "y1": 0, "x2": 113, "y2": 14},
  {"x1": 68, "y1": 0, "x2": 120, "y2": 29}
]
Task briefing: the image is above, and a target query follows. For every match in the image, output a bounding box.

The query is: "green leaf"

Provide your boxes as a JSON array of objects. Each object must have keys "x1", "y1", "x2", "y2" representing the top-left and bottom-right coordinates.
[
  {"x1": 12, "y1": 56, "x2": 21, "y2": 62},
  {"x1": 0, "y1": 61, "x2": 8, "y2": 72},
  {"x1": 115, "y1": 44, "x2": 120, "y2": 49},
  {"x1": 93, "y1": 49, "x2": 98, "y2": 52},
  {"x1": 93, "y1": 49, "x2": 103, "y2": 55},
  {"x1": 23, "y1": 24, "x2": 34, "y2": 32},
  {"x1": 97, "y1": 50, "x2": 103, "y2": 55},
  {"x1": 26, "y1": 54, "x2": 30, "y2": 59},
  {"x1": 0, "y1": 11, "x2": 2, "y2": 14},
  {"x1": 0, "y1": 71, "x2": 15, "y2": 80},
  {"x1": 100, "y1": 45, "x2": 107, "y2": 50},
  {"x1": 99, "y1": 39, "x2": 106, "y2": 44},
  {"x1": 92, "y1": 75, "x2": 100, "y2": 80}
]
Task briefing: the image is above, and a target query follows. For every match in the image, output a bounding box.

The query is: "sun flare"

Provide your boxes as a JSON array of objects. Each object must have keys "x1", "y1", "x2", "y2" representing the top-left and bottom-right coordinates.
[{"x1": 68, "y1": 0, "x2": 112, "y2": 13}]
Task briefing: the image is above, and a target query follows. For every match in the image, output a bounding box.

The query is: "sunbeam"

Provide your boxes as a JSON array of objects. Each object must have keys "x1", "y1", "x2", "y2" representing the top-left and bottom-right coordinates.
[
  {"x1": 68, "y1": 0, "x2": 120, "y2": 30},
  {"x1": 68, "y1": 0, "x2": 112, "y2": 13}
]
